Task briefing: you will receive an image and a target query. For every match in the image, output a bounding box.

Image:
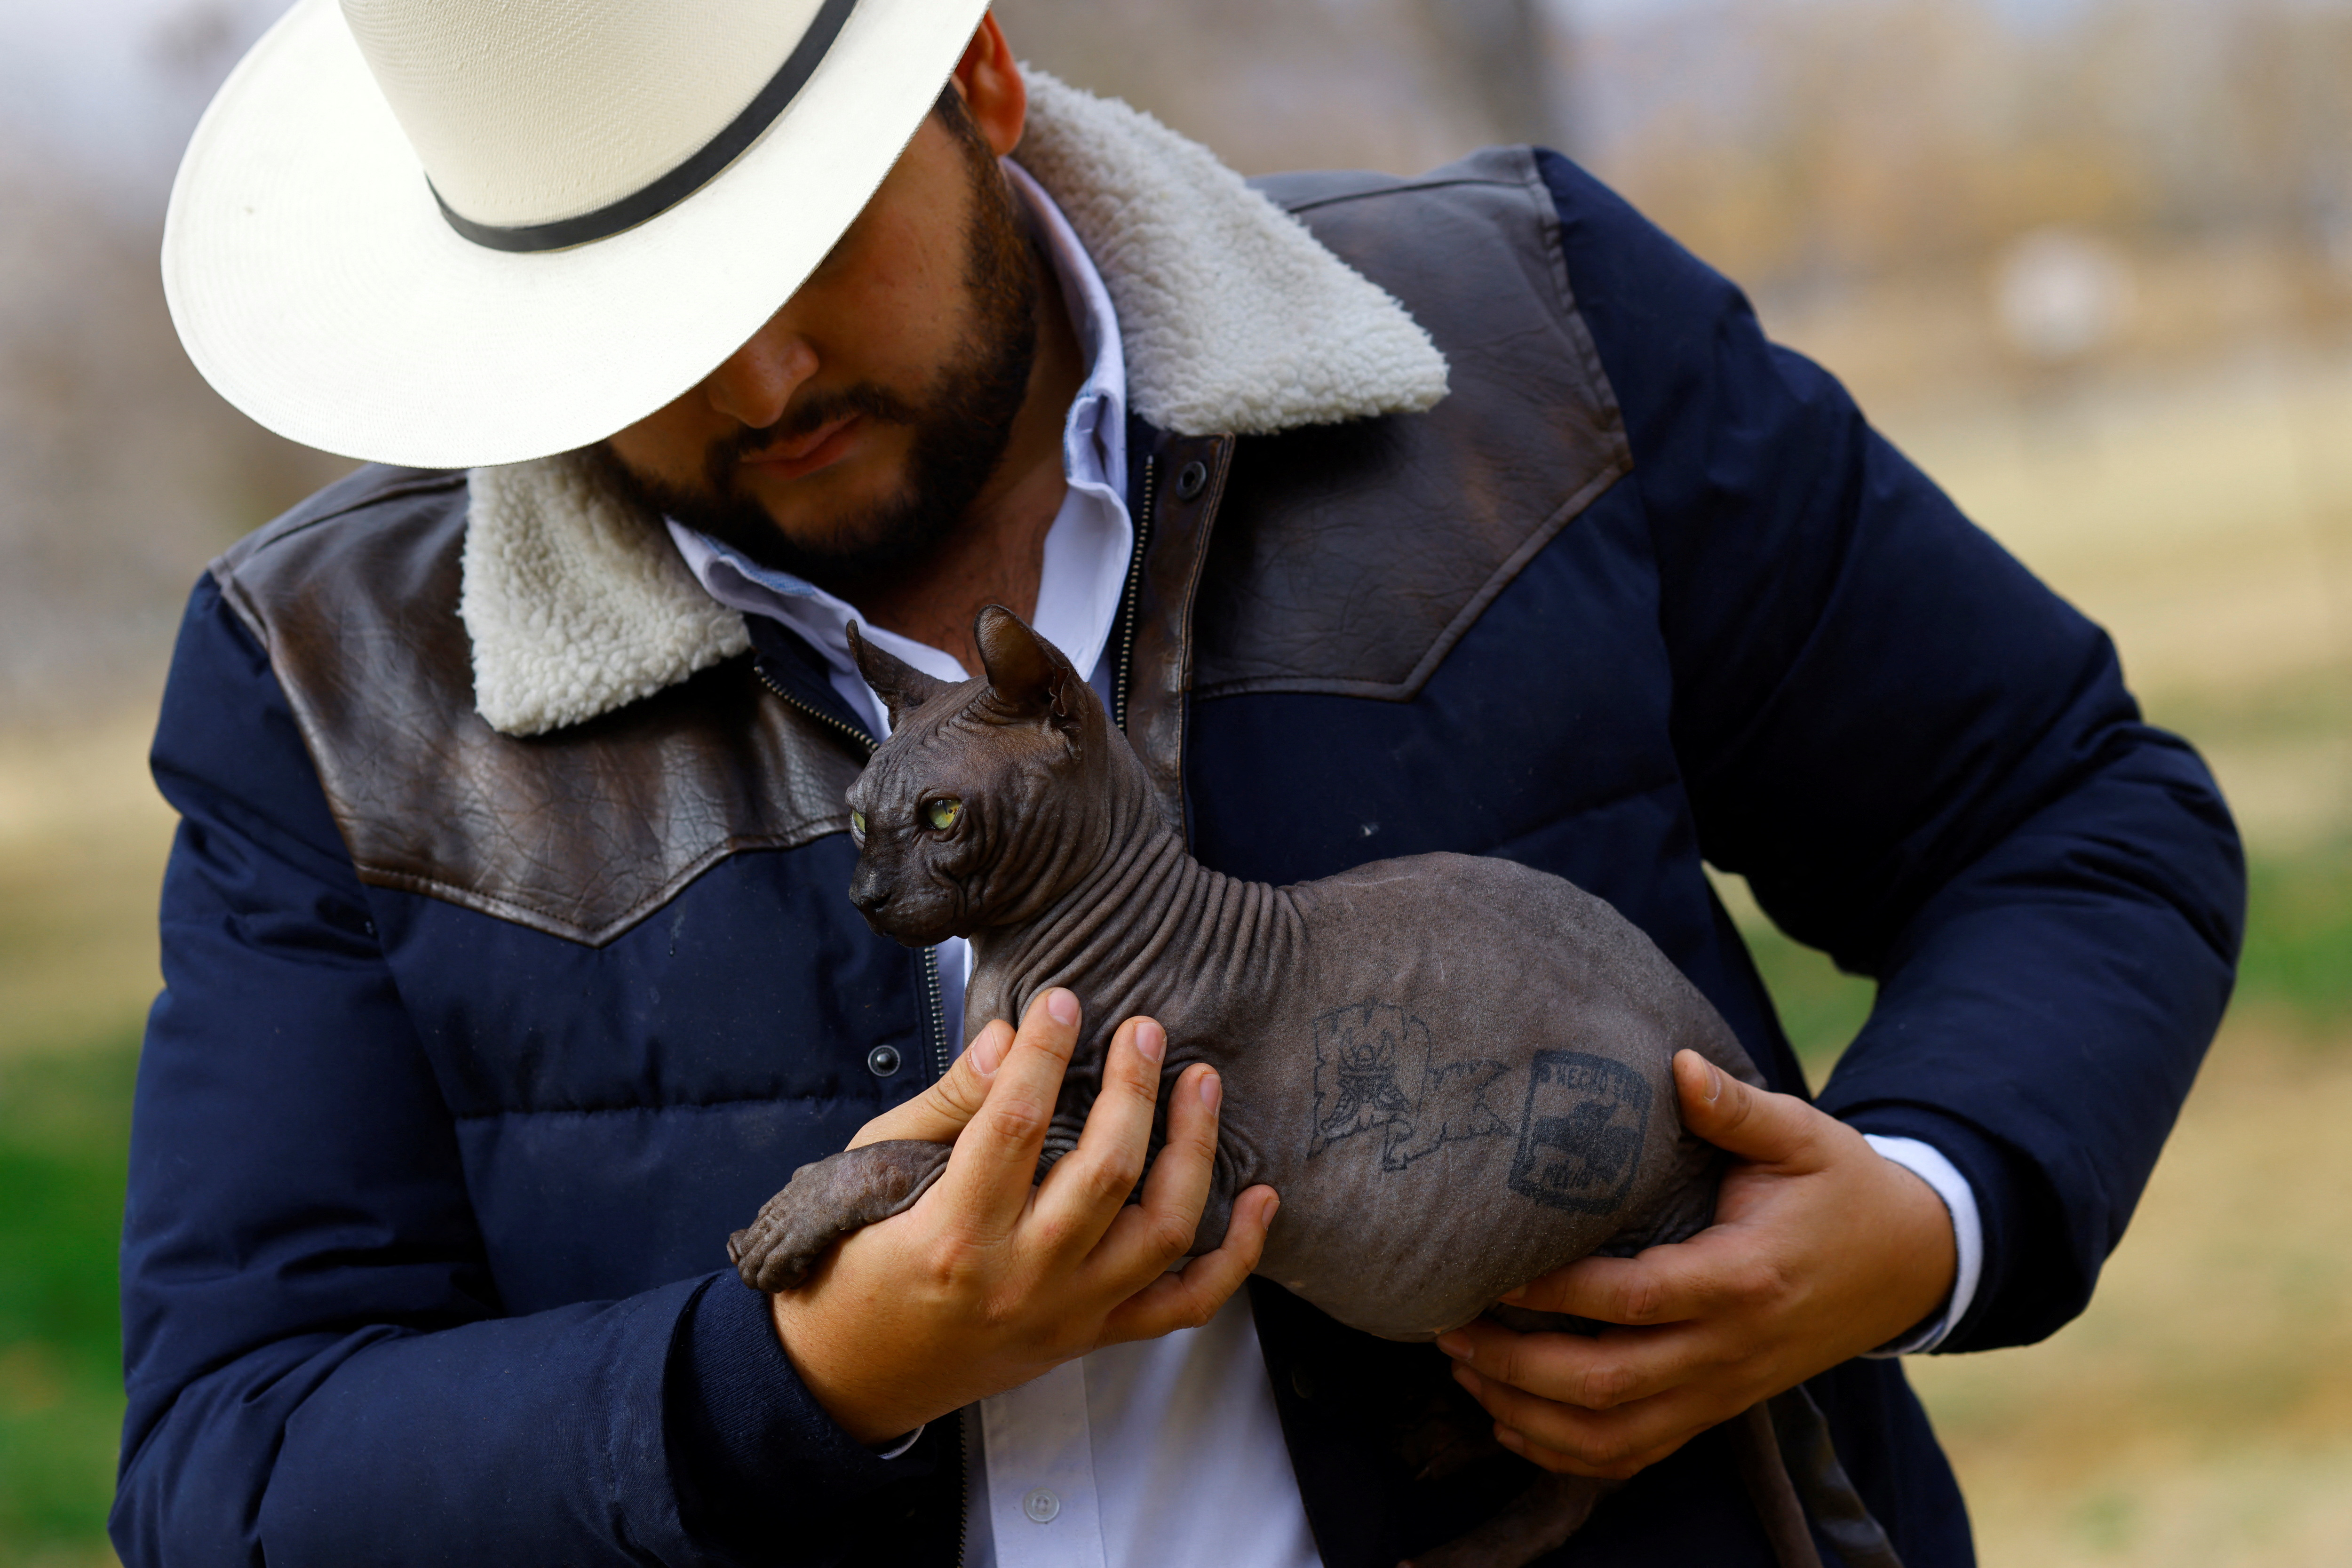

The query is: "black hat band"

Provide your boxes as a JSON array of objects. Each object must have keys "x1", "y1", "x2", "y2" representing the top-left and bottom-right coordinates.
[{"x1": 433, "y1": 0, "x2": 859, "y2": 253}]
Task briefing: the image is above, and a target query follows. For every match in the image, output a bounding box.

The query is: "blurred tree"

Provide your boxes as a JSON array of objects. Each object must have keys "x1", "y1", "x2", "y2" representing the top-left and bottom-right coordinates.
[
  {"x1": 0, "y1": 156, "x2": 349, "y2": 723},
  {"x1": 1407, "y1": 0, "x2": 1573, "y2": 153},
  {"x1": 991, "y1": 0, "x2": 1570, "y2": 174}
]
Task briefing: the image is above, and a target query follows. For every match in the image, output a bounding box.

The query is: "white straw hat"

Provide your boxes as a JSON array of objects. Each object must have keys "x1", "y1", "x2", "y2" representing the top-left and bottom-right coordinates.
[{"x1": 163, "y1": 0, "x2": 991, "y2": 469}]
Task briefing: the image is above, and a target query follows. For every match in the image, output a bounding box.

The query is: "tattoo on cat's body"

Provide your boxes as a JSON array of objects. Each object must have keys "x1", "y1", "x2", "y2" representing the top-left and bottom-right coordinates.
[{"x1": 726, "y1": 607, "x2": 1883, "y2": 1568}]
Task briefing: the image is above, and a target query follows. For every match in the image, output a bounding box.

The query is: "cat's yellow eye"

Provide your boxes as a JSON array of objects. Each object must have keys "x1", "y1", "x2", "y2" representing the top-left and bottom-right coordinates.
[
  {"x1": 849, "y1": 810, "x2": 866, "y2": 842},
  {"x1": 924, "y1": 798, "x2": 962, "y2": 832}
]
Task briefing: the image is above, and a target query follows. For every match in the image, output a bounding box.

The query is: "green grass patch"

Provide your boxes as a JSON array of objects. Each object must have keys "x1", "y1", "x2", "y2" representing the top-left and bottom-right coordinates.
[
  {"x1": 2141, "y1": 671, "x2": 2351, "y2": 755},
  {"x1": 1739, "y1": 923, "x2": 1877, "y2": 1085},
  {"x1": 0, "y1": 1033, "x2": 137, "y2": 1561},
  {"x1": 2235, "y1": 841, "x2": 2352, "y2": 1026}
]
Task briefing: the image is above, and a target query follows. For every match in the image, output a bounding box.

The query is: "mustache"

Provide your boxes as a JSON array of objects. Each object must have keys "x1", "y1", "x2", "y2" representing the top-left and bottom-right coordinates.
[{"x1": 711, "y1": 382, "x2": 929, "y2": 488}]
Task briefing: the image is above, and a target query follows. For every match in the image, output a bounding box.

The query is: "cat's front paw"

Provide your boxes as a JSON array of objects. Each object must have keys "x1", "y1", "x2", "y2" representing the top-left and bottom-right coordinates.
[
  {"x1": 729, "y1": 1140, "x2": 956, "y2": 1293},
  {"x1": 729, "y1": 1178, "x2": 833, "y2": 1292}
]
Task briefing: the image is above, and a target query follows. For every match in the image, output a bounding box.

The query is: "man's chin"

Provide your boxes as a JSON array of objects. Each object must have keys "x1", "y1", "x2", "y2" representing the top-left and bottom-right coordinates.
[
  {"x1": 738, "y1": 503, "x2": 955, "y2": 589},
  {"x1": 635, "y1": 476, "x2": 946, "y2": 591}
]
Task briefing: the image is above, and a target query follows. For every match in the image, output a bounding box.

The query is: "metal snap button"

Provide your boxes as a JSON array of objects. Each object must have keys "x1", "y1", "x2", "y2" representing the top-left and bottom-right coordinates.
[
  {"x1": 866, "y1": 1044, "x2": 902, "y2": 1078},
  {"x1": 1173, "y1": 459, "x2": 1209, "y2": 501},
  {"x1": 1023, "y1": 1488, "x2": 1061, "y2": 1523}
]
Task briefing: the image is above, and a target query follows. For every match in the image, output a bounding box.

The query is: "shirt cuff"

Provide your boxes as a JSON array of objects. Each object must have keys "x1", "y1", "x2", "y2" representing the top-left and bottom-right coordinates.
[
  {"x1": 874, "y1": 1425, "x2": 926, "y2": 1460},
  {"x1": 1859, "y1": 1134, "x2": 1983, "y2": 1356}
]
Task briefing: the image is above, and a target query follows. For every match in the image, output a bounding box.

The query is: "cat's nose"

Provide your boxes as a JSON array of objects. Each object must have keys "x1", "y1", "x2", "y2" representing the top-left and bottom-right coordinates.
[{"x1": 847, "y1": 867, "x2": 892, "y2": 913}]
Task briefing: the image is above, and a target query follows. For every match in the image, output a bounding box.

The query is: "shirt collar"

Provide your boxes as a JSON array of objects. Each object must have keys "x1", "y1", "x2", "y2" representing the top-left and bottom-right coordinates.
[{"x1": 1007, "y1": 156, "x2": 1127, "y2": 497}]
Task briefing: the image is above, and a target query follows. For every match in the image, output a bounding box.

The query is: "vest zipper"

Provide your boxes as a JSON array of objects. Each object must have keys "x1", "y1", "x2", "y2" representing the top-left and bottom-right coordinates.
[
  {"x1": 954, "y1": 1408, "x2": 971, "y2": 1568},
  {"x1": 921, "y1": 943, "x2": 950, "y2": 1081},
  {"x1": 1111, "y1": 455, "x2": 1158, "y2": 734},
  {"x1": 752, "y1": 666, "x2": 878, "y2": 758},
  {"x1": 753, "y1": 664, "x2": 951, "y2": 1082}
]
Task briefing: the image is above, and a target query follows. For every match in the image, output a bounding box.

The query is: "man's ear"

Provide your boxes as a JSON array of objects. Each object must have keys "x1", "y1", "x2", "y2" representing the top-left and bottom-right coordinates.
[
  {"x1": 848, "y1": 622, "x2": 952, "y2": 727},
  {"x1": 975, "y1": 605, "x2": 1076, "y2": 729},
  {"x1": 950, "y1": 14, "x2": 1026, "y2": 158}
]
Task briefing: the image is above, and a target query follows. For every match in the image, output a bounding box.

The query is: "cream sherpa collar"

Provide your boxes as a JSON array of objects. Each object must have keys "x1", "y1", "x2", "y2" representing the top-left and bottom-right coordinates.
[{"x1": 462, "y1": 71, "x2": 1451, "y2": 738}]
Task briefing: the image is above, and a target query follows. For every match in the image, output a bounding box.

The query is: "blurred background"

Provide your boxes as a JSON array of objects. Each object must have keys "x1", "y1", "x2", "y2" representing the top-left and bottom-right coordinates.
[{"x1": 2, "y1": 0, "x2": 2347, "y2": 1561}]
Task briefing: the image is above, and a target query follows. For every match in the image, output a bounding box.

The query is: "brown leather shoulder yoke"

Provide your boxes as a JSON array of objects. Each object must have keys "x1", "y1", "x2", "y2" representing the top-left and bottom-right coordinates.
[
  {"x1": 1200, "y1": 146, "x2": 1631, "y2": 701},
  {"x1": 211, "y1": 469, "x2": 863, "y2": 947}
]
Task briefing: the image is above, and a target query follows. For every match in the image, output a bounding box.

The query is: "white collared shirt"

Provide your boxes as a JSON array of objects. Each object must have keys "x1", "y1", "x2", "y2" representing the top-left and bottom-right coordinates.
[{"x1": 669, "y1": 159, "x2": 1980, "y2": 1565}]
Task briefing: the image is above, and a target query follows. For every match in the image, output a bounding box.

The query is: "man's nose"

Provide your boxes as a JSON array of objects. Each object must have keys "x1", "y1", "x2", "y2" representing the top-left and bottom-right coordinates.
[{"x1": 703, "y1": 320, "x2": 820, "y2": 430}]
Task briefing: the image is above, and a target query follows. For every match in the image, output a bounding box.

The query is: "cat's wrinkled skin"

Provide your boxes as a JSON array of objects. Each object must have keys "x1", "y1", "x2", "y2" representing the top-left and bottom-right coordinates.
[
  {"x1": 731, "y1": 604, "x2": 1763, "y2": 1335},
  {"x1": 726, "y1": 605, "x2": 1875, "y2": 1568}
]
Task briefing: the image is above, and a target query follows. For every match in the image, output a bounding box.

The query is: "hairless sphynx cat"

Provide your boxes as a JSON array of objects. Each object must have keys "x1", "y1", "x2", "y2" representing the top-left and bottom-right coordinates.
[{"x1": 730, "y1": 606, "x2": 1903, "y2": 1568}]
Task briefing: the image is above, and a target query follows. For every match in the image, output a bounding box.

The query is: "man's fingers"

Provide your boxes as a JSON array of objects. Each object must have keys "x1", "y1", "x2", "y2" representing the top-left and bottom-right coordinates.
[
  {"x1": 1097, "y1": 1185, "x2": 1278, "y2": 1345},
  {"x1": 1672, "y1": 1049, "x2": 1822, "y2": 1169},
  {"x1": 934, "y1": 989, "x2": 1082, "y2": 1237},
  {"x1": 1450, "y1": 1362, "x2": 1708, "y2": 1480},
  {"x1": 1033, "y1": 1017, "x2": 1169, "y2": 1251},
  {"x1": 1500, "y1": 1233, "x2": 1761, "y2": 1325},
  {"x1": 1081, "y1": 1062, "x2": 1226, "y2": 1284},
  {"x1": 1139, "y1": 1060, "x2": 1223, "y2": 1216},
  {"x1": 848, "y1": 1019, "x2": 1013, "y2": 1149},
  {"x1": 1436, "y1": 1315, "x2": 1711, "y2": 1415}
]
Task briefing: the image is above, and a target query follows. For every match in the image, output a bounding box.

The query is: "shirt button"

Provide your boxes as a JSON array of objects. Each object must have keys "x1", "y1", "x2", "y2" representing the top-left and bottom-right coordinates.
[
  {"x1": 866, "y1": 1044, "x2": 902, "y2": 1078},
  {"x1": 1023, "y1": 1488, "x2": 1061, "y2": 1524}
]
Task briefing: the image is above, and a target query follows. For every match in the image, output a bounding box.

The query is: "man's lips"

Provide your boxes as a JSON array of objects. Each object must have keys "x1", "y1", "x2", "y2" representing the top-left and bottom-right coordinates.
[{"x1": 740, "y1": 414, "x2": 862, "y2": 482}]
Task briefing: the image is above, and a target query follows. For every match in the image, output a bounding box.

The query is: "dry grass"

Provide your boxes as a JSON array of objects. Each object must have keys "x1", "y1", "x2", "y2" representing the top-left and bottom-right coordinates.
[
  {"x1": 1911, "y1": 1016, "x2": 2352, "y2": 1568},
  {"x1": 0, "y1": 708, "x2": 176, "y2": 1059},
  {"x1": 1889, "y1": 355, "x2": 2352, "y2": 708}
]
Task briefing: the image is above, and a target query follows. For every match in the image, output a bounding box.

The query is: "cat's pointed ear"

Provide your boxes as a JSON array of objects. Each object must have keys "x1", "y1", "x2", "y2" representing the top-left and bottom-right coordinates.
[
  {"x1": 975, "y1": 605, "x2": 1079, "y2": 729},
  {"x1": 848, "y1": 622, "x2": 951, "y2": 727}
]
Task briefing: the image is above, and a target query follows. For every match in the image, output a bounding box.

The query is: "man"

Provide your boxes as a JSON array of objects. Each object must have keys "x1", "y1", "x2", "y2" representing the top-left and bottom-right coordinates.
[{"x1": 121, "y1": 2, "x2": 2243, "y2": 1565}]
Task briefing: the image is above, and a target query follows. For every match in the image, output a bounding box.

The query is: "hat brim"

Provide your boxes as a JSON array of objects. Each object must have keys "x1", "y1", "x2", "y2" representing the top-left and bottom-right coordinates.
[{"x1": 163, "y1": 0, "x2": 990, "y2": 469}]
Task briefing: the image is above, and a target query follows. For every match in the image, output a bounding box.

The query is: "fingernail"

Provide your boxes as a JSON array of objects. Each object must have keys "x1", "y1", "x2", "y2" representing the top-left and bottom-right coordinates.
[
  {"x1": 1501, "y1": 1286, "x2": 1528, "y2": 1305},
  {"x1": 1436, "y1": 1333, "x2": 1470, "y2": 1360},
  {"x1": 1494, "y1": 1426, "x2": 1524, "y2": 1453},
  {"x1": 1046, "y1": 989, "x2": 1079, "y2": 1028},
  {"x1": 1199, "y1": 1069, "x2": 1222, "y2": 1111},
  {"x1": 1705, "y1": 1062, "x2": 1725, "y2": 1103},
  {"x1": 968, "y1": 1030, "x2": 1004, "y2": 1076},
  {"x1": 1262, "y1": 1193, "x2": 1280, "y2": 1223},
  {"x1": 1133, "y1": 1019, "x2": 1165, "y2": 1066}
]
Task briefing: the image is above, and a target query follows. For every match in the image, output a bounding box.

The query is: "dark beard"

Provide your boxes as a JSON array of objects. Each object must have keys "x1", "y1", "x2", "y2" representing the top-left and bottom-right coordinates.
[{"x1": 602, "y1": 111, "x2": 1041, "y2": 594}]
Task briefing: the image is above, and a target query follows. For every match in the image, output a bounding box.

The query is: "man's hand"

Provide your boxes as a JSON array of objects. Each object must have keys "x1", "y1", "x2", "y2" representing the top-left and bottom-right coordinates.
[
  {"x1": 769, "y1": 988, "x2": 1280, "y2": 1444},
  {"x1": 1436, "y1": 1050, "x2": 1955, "y2": 1480}
]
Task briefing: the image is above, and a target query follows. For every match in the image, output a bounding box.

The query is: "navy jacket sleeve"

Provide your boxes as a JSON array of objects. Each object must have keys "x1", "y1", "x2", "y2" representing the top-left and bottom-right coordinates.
[
  {"x1": 1538, "y1": 152, "x2": 2245, "y2": 1352},
  {"x1": 113, "y1": 575, "x2": 925, "y2": 1567}
]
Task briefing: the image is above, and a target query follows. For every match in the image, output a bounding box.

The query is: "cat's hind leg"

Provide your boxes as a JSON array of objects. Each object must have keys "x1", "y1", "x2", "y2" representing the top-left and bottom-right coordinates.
[{"x1": 729, "y1": 1140, "x2": 954, "y2": 1292}]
